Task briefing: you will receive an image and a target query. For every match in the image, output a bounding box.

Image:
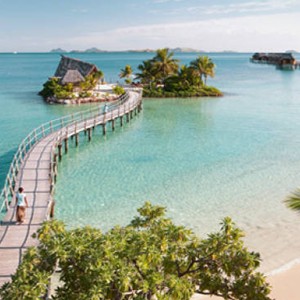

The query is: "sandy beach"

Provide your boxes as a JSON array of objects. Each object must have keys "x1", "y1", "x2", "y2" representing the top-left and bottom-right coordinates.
[
  {"x1": 268, "y1": 262, "x2": 300, "y2": 300},
  {"x1": 191, "y1": 261, "x2": 300, "y2": 299}
]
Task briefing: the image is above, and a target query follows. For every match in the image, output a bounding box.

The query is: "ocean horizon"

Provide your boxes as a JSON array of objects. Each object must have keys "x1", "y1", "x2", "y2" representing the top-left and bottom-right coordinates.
[{"x1": 1, "y1": 52, "x2": 300, "y2": 273}]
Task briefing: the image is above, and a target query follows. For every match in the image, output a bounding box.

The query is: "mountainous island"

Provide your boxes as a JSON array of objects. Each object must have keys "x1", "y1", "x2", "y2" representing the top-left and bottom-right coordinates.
[{"x1": 50, "y1": 47, "x2": 207, "y2": 53}]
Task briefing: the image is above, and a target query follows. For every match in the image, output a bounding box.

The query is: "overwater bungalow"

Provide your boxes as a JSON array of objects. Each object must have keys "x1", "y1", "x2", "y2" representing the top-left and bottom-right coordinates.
[{"x1": 251, "y1": 53, "x2": 297, "y2": 70}]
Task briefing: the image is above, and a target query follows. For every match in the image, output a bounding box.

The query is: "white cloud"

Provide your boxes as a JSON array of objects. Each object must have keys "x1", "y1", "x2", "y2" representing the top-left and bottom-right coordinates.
[
  {"x1": 63, "y1": 12, "x2": 300, "y2": 52},
  {"x1": 71, "y1": 8, "x2": 88, "y2": 14},
  {"x1": 152, "y1": 0, "x2": 183, "y2": 3},
  {"x1": 155, "y1": 0, "x2": 299, "y2": 16},
  {"x1": 199, "y1": 0, "x2": 298, "y2": 15}
]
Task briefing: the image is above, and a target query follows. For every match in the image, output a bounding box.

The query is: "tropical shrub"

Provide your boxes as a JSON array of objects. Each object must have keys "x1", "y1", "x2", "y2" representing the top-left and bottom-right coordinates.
[
  {"x1": 113, "y1": 85, "x2": 125, "y2": 95},
  {"x1": 39, "y1": 78, "x2": 74, "y2": 99},
  {"x1": 0, "y1": 202, "x2": 272, "y2": 300},
  {"x1": 39, "y1": 69, "x2": 104, "y2": 100},
  {"x1": 79, "y1": 91, "x2": 93, "y2": 98}
]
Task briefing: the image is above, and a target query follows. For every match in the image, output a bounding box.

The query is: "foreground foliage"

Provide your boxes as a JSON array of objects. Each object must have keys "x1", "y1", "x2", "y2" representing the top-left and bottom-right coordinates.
[
  {"x1": 0, "y1": 202, "x2": 272, "y2": 300},
  {"x1": 285, "y1": 188, "x2": 300, "y2": 212}
]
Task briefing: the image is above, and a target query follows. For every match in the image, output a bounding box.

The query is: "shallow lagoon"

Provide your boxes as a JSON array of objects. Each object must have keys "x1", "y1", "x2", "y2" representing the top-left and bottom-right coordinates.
[{"x1": 1, "y1": 52, "x2": 300, "y2": 272}]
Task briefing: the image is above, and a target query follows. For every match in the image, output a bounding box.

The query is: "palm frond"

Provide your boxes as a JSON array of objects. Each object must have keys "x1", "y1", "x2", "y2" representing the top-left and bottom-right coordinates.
[{"x1": 285, "y1": 189, "x2": 300, "y2": 211}]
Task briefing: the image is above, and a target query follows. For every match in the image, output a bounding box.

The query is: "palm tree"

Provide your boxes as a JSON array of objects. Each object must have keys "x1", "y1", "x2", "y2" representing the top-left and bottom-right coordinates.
[
  {"x1": 152, "y1": 48, "x2": 179, "y2": 82},
  {"x1": 285, "y1": 189, "x2": 300, "y2": 211},
  {"x1": 119, "y1": 65, "x2": 133, "y2": 84},
  {"x1": 135, "y1": 60, "x2": 157, "y2": 87},
  {"x1": 190, "y1": 56, "x2": 215, "y2": 85},
  {"x1": 91, "y1": 70, "x2": 104, "y2": 85}
]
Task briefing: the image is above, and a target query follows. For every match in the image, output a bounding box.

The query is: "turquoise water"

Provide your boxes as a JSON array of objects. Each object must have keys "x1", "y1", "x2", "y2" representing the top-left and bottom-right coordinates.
[{"x1": 1, "y1": 53, "x2": 300, "y2": 271}]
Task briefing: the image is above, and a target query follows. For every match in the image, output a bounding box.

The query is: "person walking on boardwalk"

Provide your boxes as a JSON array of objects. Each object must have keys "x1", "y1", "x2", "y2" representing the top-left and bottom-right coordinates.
[
  {"x1": 103, "y1": 103, "x2": 108, "y2": 114},
  {"x1": 16, "y1": 187, "x2": 28, "y2": 224}
]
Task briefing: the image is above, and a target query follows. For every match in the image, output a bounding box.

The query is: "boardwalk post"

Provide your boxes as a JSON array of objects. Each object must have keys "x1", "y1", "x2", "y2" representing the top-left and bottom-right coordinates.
[
  {"x1": 75, "y1": 134, "x2": 79, "y2": 147},
  {"x1": 12, "y1": 173, "x2": 16, "y2": 190},
  {"x1": 53, "y1": 154, "x2": 58, "y2": 182},
  {"x1": 88, "y1": 128, "x2": 92, "y2": 141},
  {"x1": 120, "y1": 116, "x2": 123, "y2": 127},
  {"x1": 75, "y1": 122, "x2": 79, "y2": 147},
  {"x1": 7, "y1": 176, "x2": 14, "y2": 197},
  {"x1": 50, "y1": 200, "x2": 55, "y2": 218},
  {"x1": 64, "y1": 127, "x2": 69, "y2": 153},
  {"x1": 64, "y1": 138, "x2": 68, "y2": 153},
  {"x1": 34, "y1": 129, "x2": 38, "y2": 144},
  {"x1": 58, "y1": 144, "x2": 62, "y2": 161},
  {"x1": 126, "y1": 113, "x2": 129, "y2": 123},
  {"x1": 4, "y1": 190, "x2": 9, "y2": 211},
  {"x1": 102, "y1": 123, "x2": 106, "y2": 135},
  {"x1": 50, "y1": 182, "x2": 54, "y2": 195},
  {"x1": 111, "y1": 119, "x2": 115, "y2": 131},
  {"x1": 93, "y1": 115, "x2": 96, "y2": 130}
]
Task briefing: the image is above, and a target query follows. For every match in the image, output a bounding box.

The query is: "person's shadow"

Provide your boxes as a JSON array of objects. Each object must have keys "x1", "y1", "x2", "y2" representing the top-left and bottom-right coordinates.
[{"x1": 0, "y1": 220, "x2": 18, "y2": 226}]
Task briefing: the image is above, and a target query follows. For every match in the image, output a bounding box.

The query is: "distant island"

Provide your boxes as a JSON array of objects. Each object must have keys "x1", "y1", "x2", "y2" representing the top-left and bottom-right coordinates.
[
  {"x1": 50, "y1": 47, "x2": 207, "y2": 53},
  {"x1": 285, "y1": 50, "x2": 299, "y2": 54},
  {"x1": 50, "y1": 47, "x2": 108, "y2": 53}
]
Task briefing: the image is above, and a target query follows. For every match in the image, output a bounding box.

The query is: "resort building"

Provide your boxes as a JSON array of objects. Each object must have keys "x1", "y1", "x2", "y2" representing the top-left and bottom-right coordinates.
[
  {"x1": 251, "y1": 53, "x2": 297, "y2": 69},
  {"x1": 54, "y1": 55, "x2": 100, "y2": 85}
]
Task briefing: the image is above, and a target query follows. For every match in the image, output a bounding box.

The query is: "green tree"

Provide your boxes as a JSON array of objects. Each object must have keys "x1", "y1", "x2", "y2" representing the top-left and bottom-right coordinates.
[
  {"x1": 39, "y1": 77, "x2": 74, "y2": 99},
  {"x1": 120, "y1": 65, "x2": 133, "y2": 84},
  {"x1": 190, "y1": 56, "x2": 215, "y2": 85},
  {"x1": 113, "y1": 85, "x2": 125, "y2": 95},
  {"x1": 136, "y1": 60, "x2": 158, "y2": 87},
  {"x1": 0, "y1": 202, "x2": 271, "y2": 300},
  {"x1": 152, "y1": 48, "x2": 179, "y2": 82}
]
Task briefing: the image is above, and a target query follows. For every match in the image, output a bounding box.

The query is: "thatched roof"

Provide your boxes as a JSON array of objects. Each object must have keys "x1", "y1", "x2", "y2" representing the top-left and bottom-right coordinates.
[
  {"x1": 54, "y1": 55, "x2": 98, "y2": 82},
  {"x1": 61, "y1": 70, "x2": 85, "y2": 84},
  {"x1": 252, "y1": 53, "x2": 296, "y2": 64}
]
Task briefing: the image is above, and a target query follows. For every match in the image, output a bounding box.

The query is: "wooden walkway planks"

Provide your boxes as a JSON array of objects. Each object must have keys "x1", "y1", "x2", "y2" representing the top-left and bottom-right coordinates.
[{"x1": 0, "y1": 90, "x2": 142, "y2": 286}]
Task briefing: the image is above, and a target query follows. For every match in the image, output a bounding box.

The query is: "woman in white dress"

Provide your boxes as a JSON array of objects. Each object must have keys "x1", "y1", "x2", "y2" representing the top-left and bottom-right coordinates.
[{"x1": 16, "y1": 187, "x2": 28, "y2": 224}]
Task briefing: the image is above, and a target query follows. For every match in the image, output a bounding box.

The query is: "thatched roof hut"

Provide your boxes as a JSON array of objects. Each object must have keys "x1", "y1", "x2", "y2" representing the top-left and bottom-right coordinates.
[{"x1": 54, "y1": 55, "x2": 99, "y2": 84}]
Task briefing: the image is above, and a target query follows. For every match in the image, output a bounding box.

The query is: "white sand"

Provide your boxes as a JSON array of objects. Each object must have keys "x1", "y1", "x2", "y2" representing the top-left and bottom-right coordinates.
[{"x1": 191, "y1": 261, "x2": 300, "y2": 300}]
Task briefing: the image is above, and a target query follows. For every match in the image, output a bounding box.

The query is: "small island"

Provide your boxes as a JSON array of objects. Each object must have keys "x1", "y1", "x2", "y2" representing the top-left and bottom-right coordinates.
[
  {"x1": 39, "y1": 56, "x2": 123, "y2": 104},
  {"x1": 40, "y1": 49, "x2": 222, "y2": 104},
  {"x1": 132, "y1": 48, "x2": 222, "y2": 98}
]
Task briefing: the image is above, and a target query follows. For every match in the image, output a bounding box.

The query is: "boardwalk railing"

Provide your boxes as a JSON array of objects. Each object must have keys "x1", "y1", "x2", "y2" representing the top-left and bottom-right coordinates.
[{"x1": 0, "y1": 90, "x2": 141, "y2": 220}]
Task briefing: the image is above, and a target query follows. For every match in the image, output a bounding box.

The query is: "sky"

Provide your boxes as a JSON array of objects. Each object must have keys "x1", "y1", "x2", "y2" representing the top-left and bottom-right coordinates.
[{"x1": 0, "y1": 0, "x2": 300, "y2": 52}]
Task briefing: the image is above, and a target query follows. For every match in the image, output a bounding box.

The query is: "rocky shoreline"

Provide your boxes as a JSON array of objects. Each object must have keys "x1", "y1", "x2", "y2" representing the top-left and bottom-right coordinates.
[{"x1": 45, "y1": 95, "x2": 119, "y2": 105}]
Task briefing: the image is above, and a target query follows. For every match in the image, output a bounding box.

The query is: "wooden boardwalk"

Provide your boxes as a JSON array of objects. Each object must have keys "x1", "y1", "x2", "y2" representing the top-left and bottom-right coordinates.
[{"x1": 0, "y1": 90, "x2": 142, "y2": 286}]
